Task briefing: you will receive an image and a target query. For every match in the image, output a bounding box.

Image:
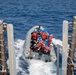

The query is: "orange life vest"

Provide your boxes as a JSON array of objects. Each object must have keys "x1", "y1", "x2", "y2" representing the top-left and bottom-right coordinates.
[
  {"x1": 31, "y1": 32, "x2": 37, "y2": 40},
  {"x1": 42, "y1": 32, "x2": 47, "y2": 40}
]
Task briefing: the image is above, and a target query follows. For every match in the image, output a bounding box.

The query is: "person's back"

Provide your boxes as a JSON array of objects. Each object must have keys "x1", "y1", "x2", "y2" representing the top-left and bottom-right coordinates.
[
  {"x1": 42, "y1": 30, "x2": 48, "y2": 40},
  {"x1": 48, "y1": 32, "x2": 53, "y2": 44},
  {"x1": 44, "y1": 39, "x2": 49, "y2": 46},
  {"x1": 31, "y1": 30, "x2": 37, "y2": 40},
  {"x1": 31, "y1": 30, "x2": 37, "y2": 49},
  {"x1": 48, "y1": 36, "x2": 52, "y2": 42},
  {"x1": 36, "y1": 39, "x2": 44, "y2": 51}
]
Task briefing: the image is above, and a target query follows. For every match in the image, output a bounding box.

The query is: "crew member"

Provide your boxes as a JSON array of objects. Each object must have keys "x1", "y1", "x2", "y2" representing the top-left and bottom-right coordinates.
[
  {"x1": 31, "y1": 30, "x2": 37, "y2": 40},
  {"x1": 36, "y1": 39, "x2": 44, "y2": 51},
  {"x1": 41, "y1": 29, "x2": 49, "y2": 40},
  {"x1": 48, "y1": 32, "x2": 53, "y2": 44},
  {"x1": 41, "y1": 39, "x2": 50, "y2": 55}
]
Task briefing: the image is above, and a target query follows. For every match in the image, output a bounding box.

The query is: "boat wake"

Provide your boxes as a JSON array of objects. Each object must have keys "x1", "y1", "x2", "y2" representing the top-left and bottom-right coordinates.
[
  {"x1": 11, "y1": 38, "x2": 62, "y2": 75},
  {"x1": 28, "y1": 59, "x2": 56, "y2": 75}
]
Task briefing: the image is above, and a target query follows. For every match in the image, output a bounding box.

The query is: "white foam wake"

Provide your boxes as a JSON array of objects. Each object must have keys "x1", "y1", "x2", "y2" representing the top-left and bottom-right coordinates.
[
  {"x1": 14, "y1": 39, "x2": 26, "y2": 74},
  {"x1": 28, "y1": 59, "x2": 56, "y2": 75},
  {"x1": 11, "y1": 38, "x2": 63, "y2": 75}
]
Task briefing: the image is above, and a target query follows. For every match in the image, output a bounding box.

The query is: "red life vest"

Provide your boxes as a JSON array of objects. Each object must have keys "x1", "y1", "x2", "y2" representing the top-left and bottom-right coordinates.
[
  {"x1": 31, "y1": 32, "x2": 37, "y2": 40},
  {"x1": 42, "y1": 32, "x2": 47, "y2": 40},
  {"x1": 37, "y1": 40, "x2": 44, "y2": 48}
]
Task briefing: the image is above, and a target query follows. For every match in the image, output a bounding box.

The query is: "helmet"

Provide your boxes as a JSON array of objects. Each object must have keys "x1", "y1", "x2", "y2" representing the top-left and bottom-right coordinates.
[
  {"x1": 38, "y1": 29, "x2": 41, "y2": 32},
  {"x1": 45, "y1": 39, "x2": 48, "y2": 42},
  {"x1": 34, "y1": 29, "x2": 37, "y2": 32},
  {"x1": 49, "y1": 32, "x2": 52, "y2": 34},
  {"x1": 42, "y1": 29, "x2": 46, "y2": 32}
]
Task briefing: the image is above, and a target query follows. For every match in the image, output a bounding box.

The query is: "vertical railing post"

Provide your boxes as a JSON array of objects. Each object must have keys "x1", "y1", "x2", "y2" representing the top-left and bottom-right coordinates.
[
  {"x1": 57, "y1": 45, "x2": 60, "y2": 75},
  {"x1": 62, "y1": 20, "x2": 68, "y2": 75},
  {"x1": 7, "y1": 24, "x2": 16, "y2": 75}
]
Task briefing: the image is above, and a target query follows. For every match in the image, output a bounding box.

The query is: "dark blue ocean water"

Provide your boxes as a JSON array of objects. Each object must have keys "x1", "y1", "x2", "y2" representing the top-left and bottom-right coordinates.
[
  {"x1": 0, "y1": 0, "x2": 76, "y2": 40},
  {"x1": 0, "y1": 0, "x2": 76, "y2": 75}
]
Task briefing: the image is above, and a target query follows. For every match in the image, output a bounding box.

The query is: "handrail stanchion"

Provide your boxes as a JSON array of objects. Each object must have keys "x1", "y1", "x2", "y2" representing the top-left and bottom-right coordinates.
[
  {"x1": 7, "y1": 24, "x2": 16, "y2": 75},
  {"x1": 62, "y1": 20, "x2": 68, "y2": 75},
  {"x1": 57, "y1": 45, "x2": 60, "y2": 75}
]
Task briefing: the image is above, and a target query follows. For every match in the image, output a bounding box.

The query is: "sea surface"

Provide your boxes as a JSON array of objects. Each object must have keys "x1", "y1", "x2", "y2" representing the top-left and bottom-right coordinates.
[{"x1": 0, "y1": 0, "x2": 76, "y2": 75}]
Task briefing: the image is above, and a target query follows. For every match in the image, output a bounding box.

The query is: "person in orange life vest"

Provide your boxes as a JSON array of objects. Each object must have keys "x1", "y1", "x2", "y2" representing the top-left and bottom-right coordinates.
[
  {"x1": 38, "y1": 25, "x2": 43, "y2": 35},
  {"x1": 37, "y1": 29, "x2": 43, "y2": 37},
  {"x1": 41, "y1": 29, "x2": 48, "y2": 40},
  {"x1": 31, "y1": 30, "x2": 37, "y2": 40},
  {"x1": 48, "y1": 32, "x2": 53, "y2": 44},
  {"x1": 39, "y1": 29, "x2": 43, "y2": 35},
  {"x1": 36, "y1": 39, "x2": 44, "y2": 51},
  {"x1": 36, "y1": 40, "x2": 41, "y2": 51},
  {"x1": 42, "y1": 39, "x2": 50, "y2": 53},
  {"x1": 37, "y1": 29, "x2": 43, "y2": 43},
  {"x1": 37, "y1": 29, "x2": 41, "y2": 38}
]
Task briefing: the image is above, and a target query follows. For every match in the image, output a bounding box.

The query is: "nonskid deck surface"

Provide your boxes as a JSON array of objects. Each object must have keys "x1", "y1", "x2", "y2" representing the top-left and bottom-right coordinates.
[{"x1": 23, "y1": 26, "x2": 56, "y2": 62}]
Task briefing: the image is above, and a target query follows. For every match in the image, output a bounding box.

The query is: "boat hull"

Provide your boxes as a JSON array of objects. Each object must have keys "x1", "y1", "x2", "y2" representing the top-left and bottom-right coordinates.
[{"x1": 23, "y1": 26, "x2": 56, "y2": 62}]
